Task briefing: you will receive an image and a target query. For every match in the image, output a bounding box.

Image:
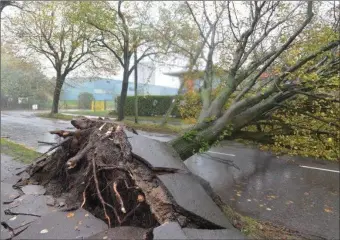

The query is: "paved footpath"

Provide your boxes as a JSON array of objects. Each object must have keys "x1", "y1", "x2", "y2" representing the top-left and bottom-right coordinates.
[{"x1": 1, "y1": 154, "x2": 108, "y2": 239}]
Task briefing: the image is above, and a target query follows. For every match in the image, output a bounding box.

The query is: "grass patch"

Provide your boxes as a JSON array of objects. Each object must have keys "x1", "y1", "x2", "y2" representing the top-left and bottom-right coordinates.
[
  {"x1": 61, "y1": 110, "x2": 110, "y2": 117},
  {"x1": 36, "y1": 113, "x2": 74, "y2": 121},
  {"x1": 123, "y1": 120, "x2": 182, "y2": 134},
  {"x1": 222, "y1": 205, "x2": 260, "y2": 237},
  {"x1": 63, "y1": 110, "x2": 184, "y2": 124},
  {"x1": 222, "y1": 205, "x2": 304, "y2": 239},
  {"x1": 38, "y1": 112, "x2": 184, "y2": 134},
  {"x1": 124, "y1": 116, "x2": 183, "y2": 124},
  {"x1": 38, "y1": 112, "x2": 182, "y2": 134},
  {"x1": 1, "y1": 138, "x2": 40, "y2": 164}
]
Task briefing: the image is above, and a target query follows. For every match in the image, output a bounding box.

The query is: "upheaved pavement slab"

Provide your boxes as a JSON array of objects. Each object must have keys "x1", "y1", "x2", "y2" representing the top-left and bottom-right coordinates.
[
  {"x1": 1, "y1": 154, "x2": 26, "y2": 185},
  {"x1": 13, "y1": 208, "x2": 107, "y2": 239},
  {"x1": 21, "y1": 185, "x2": 46, "y2": 195},
  {"x1": 1, "y1": 182, "x2": 21, "y2": 204},
  {"x1": 128, "y1": 134, "x2": 188, "y2": 171},
  {"x1": 7, "y1": 194, "x2": 54, "y2": 217},
  {"x1": 182, "y1": 228, "x2": 247, "y2": 239},
  {"x1": 3, "y1": 214, "x2": 38, "y2": 230},
  {"x1": 153, "y1": 222, "x2": 187, "y2": 239},
  {"x1": 1, "y1": 224, "x2": 12, "y2": 240},
  {"x1": 87, "y1": 226, "x2": 148, "y2": 239},
  {"x1": 157, "y1": 173, "x2": 232, "y2": 229}
]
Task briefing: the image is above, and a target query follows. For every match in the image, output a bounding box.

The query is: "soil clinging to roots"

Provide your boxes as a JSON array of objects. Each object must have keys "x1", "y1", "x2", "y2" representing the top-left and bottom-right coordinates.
[{"x1": 16, "y1": 117, "x2": 188, "y2": 230}]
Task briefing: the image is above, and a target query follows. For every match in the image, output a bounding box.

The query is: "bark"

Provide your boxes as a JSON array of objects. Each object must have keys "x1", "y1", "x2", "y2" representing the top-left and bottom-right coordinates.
[
  {"x1": 197, "y1": 25, "x2": 216, "y2": 123},
  {"x1": 170, "y1": 89, "x2": 297, "y2": 160},
  {"x1": 118, "y1": 66, "x2": 130, "y2": 121},
  {"x1": 134, "y1": 50, "x2": 138, "y2": 124},
  {"x1": 51, "y1": 74, "x2": 65, "y2": 114},
  {"x1": 160, "y1": 79, "x2": 185, "y2": 126}
]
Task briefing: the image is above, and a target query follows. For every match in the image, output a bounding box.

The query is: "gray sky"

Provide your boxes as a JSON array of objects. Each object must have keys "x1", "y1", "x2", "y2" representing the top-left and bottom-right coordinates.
[{"x1": 1, "y1": 1, "x2": 335, "y2": 89}]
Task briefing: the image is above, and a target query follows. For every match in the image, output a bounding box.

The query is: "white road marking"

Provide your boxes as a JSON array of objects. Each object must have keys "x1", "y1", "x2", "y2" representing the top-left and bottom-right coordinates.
[
  {"x1": 300, "y1": 165, "x2": 339, "y2": 173},
  {"x1": 207, "y1": 151, "x2": 236, "y2": 157}
]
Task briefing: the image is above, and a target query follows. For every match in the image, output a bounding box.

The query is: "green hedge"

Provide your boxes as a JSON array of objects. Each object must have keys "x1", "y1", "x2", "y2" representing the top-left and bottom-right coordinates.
[
  {"x1": 59, "y1": 100, "x2": 78, "y2": 109},
  {"x1": 116, "y1": 95, "x2": 180, "y2": 117},
  {"x1": 78, "y1": 92, "x2": 94, "y2": 109}
]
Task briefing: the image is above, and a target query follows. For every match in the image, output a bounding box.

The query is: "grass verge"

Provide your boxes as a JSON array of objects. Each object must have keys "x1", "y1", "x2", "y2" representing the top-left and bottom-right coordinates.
[
  {"x1": 61, "y1": 110, "x2": 110, "y2": 117},
  {"x1": 37, "y1": 113, "x2": 182, "y2": 134},
  {"x1": 1, "y1": 138, "x2": 40, "y2": 164},
  {"x1": 222, "y1": 205, "x2": 305, "y2": 239},
  {"x1": 36, "y1": 113, "x2": 74, "y2": 121},
  {"x1": 123, "y1": 120, "x2": 182, "y2": 134},
  {"x1": 62, "y1": 110, "x2": 184, "y2": 124}
]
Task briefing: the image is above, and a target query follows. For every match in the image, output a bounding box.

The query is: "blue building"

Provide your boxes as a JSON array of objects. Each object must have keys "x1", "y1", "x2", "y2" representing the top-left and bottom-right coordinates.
[{"x1": 60, "y1": 78, "x2": 179, "y2": 102}]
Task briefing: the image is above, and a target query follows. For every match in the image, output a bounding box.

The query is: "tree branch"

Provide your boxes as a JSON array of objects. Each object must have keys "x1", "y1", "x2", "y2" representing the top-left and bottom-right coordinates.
[{"x1": 277, "y1": 104, "x2": 340, "y2": 128}]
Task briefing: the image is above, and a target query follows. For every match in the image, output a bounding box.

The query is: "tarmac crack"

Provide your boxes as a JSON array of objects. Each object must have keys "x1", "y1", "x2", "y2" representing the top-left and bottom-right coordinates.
[
  {"x1": 4, "y1": 209, "x2": 41, "y2": 217},
  {"x1": 1, "y1": 221, "x2": 30, "y2": 240}
]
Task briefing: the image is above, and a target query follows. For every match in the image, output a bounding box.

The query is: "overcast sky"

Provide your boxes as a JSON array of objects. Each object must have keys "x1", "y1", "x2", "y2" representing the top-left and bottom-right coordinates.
[
  {"x1": 1, "y1": 2, "x2": 184, "y2": 88},
  {"x1": 1, "y1": 1, "x2": 334, "y2": 89}
]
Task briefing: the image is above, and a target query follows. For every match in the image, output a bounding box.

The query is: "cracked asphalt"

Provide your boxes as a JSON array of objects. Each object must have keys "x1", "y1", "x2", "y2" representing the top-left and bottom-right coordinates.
[{"x1": 1, "y1": 110, "x2": 339, "y2": 239}]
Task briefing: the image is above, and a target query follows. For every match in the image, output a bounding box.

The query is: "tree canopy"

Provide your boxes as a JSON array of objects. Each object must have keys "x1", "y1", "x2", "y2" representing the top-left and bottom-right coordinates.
[
  {"x1": 1, "y1": 45, "x2": 53, "y2": 102},
  {"x1": 3, "y1": 1, "x2": 100, "y2": 113}
]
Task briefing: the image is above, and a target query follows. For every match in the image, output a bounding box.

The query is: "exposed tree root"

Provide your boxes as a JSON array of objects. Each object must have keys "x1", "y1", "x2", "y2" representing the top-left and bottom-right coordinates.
[
  {"x1": 16, "y1": 117, "x2": 216, "y2": 230},
  {"x1": 13, "y1": 118, "x2": 168, "y2": 229}
]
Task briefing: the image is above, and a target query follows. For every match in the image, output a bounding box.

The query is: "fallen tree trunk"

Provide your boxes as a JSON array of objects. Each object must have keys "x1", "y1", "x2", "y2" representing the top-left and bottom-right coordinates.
[{"x1": 17, "y1": 117, "x2": 221, "y2": 231}]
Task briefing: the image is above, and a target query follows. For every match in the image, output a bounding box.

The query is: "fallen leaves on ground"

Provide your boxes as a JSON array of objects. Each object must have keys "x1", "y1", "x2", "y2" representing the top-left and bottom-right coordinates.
[
  {"x1": 67, "y1": 212, "x2": 75, "y2": 218},
  {"x1": 266, "y1": 195, "x2": 278, "y2": 200},
  {"x1": 324, "y1": 207, "x2": 333, "y2": 213},
  {"x1": 40, "y1": 229, "x2": 49, "y2": 234}
]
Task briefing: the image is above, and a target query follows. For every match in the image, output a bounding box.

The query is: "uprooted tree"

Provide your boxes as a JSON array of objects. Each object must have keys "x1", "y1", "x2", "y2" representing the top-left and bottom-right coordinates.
[
  {"x1": 10, "y1": 0, "x2": 339, "y2": 232},
  {"x1": 17, "y1": 117, "x2": 224, "y2": 230},
  {"x1": 167, "y1": 1, "x2": 339, "y2": 160}
]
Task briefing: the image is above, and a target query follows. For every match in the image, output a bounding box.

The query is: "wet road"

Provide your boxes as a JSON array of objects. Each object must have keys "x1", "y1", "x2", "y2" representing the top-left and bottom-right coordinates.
[
  {"x1": 186, "y1": 142, "x2": 340, "y2": 239},
  {"x1": 1, "y1": 111, "x2": 339, "y2": 239},
  {"x1": 0, "y1": 111, "x2": 175, "y2": 153}
]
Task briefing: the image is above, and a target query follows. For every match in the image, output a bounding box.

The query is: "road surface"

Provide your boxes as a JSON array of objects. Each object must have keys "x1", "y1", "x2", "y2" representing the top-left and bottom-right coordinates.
[
  {"x1": 186, "y1": 142, "x2": 339, "y2": 239},
  {"x1": 1, "y1": 110, "x2": 339, "y2": 239},
  {"x1": 0, "y1": 111, "x2": 172, "y2": 152}
]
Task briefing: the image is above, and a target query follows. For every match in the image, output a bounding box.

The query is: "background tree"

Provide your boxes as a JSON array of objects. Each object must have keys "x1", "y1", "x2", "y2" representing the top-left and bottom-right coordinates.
[
  {"x1": 155, "y1": 2, "x2": 210, "y2": 126},
  {"x1": 133, "y1": 49, "x2": 139, "y2": 123},
  {"x1": 1, "y1": 45, "x2": 53, "y2": 106},
  {"x1": 4, "y1": 1, "x2": 98, "y2": 113},
  {"x1": 82, "y1": 1, "x2": 169, "y2": 121}
]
